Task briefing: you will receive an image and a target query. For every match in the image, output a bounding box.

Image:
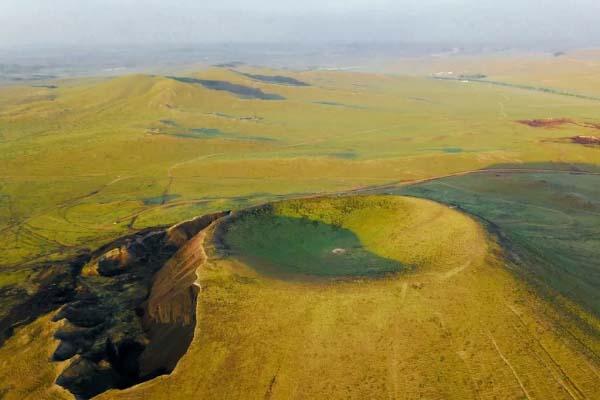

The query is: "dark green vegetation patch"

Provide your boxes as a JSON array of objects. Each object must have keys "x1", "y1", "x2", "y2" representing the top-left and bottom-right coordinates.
[
  {"x1": 175, "y1": 128, "x2": 224, "y2": 139},
  {"x1": 143, "y1": 194, "x2": 181, "y2": 205},
  {"x1": 329, "y1": 151, "x2": 359, "y2": 159},
  {"x1": 153, "y1": 121, "x2": 276, "y2": 142},
  {"x1": 397, "y1": 169, "x2": 600, "y2": 315},
  {"x1": 442, "y1": 147, "x2": 463, "y2": 153},
  {"x1": 313, "y1": 101, "x2": 366, "y2": 109}
]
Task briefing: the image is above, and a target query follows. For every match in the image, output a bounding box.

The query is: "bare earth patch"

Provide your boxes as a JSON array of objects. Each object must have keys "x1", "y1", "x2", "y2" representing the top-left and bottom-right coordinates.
[
  {"x1": 517, "y1": 118, "x2": 573, "y2": 128},
  {"x1": 571, "y1": 135, "x2": 600, "y2": 145},
  {"x1": 518, "y1": 118, "x2": 600, "y2": 131}
]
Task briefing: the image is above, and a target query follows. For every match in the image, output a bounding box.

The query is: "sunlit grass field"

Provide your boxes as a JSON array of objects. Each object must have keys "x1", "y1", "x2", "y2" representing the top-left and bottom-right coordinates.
[
  {"x1": 0, "y1": 55, "x2": 599, "y2": 399},
  {"x1": 1, "y1": 64, "x2": 598, "y2": 277}
]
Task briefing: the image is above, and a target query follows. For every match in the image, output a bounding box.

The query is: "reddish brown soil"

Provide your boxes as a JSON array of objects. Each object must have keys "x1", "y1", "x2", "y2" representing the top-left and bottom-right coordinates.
[
  {"x1": 517, "y1": 118, "x2": 573, "y2": 128},
  {"x1": 518, "y1": 118, "x2": 600, "y2": 131},
  {"x1": 581, "y1": 122, "x2": 600, "y2": 130},
  {"x1": 571, "y1": 135, "x2": 600, "y2": 145}
]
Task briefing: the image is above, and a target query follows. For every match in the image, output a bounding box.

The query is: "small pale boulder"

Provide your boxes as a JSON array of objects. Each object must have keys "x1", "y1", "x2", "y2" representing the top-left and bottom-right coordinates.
[{"x1": 97, "y1": 247, "x2": 135, "y2": 276}]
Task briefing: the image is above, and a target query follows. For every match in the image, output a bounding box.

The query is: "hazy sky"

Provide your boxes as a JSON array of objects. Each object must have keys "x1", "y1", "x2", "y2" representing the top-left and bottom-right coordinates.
[{"x1": 2, "y1": 0, "x2": 600, "y2": 48}]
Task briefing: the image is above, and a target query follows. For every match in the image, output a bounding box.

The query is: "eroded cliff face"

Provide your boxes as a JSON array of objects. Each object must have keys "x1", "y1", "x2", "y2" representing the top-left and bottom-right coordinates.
[
  {"x1": 53, "y1": 211, "x2": 229, "y2": 399},
  {"x1": 138, "y1": 215, "x2": 222, "y2": 378}
]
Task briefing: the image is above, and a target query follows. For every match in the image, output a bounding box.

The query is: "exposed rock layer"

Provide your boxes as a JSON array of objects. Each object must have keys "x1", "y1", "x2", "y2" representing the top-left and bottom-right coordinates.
[{"x1": 53, "y1": 211, "x2": 229, "y2": 399}]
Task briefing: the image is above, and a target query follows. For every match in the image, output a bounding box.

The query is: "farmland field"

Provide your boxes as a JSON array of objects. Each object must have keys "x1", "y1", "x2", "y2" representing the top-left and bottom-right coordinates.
[{"x1": 0, "y1": 52, "x2": 599, "y2": 399}]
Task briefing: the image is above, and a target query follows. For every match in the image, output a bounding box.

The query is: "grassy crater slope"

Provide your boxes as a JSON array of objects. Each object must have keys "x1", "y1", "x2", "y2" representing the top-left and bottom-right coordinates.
[
  {"x1": 87, "y1": 195, "x2": 598, "y2": 400},
  {"x1": 222, "y1": 196, "x2": 480, "y2": 278}
]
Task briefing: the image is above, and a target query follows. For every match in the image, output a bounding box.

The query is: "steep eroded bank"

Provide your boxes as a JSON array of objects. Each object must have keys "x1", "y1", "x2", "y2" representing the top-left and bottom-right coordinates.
[{"x1": 53, "y1": 211, "x2": 229, "y2": 399}]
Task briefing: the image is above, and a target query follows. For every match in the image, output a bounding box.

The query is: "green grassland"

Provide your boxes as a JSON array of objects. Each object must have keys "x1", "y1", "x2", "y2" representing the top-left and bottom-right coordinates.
[
  {"x1": 0, "y1": 55, "x2": 599, "y2": 399},
  {"x1": 1, "y1": 65, "x2": 599, "y2": 275}
]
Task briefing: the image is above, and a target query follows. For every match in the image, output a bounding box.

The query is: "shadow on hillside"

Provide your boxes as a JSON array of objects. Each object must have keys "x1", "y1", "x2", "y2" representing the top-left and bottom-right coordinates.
[
  {"x1": 239, "y1": 71, "x2": 310, "y2": 86},
  {"x1": 168, "y1": 76, "x2": 285, "y2": 100},
  {"x1": 393, "y1": 162, "x2": 600, "y2": 317}
]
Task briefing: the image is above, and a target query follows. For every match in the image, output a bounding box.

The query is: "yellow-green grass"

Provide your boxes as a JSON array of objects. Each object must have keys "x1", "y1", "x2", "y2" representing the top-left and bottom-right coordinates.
[
  {"x1": 0, "y1": 61, "x2": 599, "y2": 302},
  {"x1": 0, "y1": 269, "x2": 31, "y2": 288},
  {"x1": 0, "y1": 312, "x2": 71, "y2": 400},
  {"x1": 0, "y1": 67, "x2": 597, "y2": 368},
  {"x1": 83, "y1": 195, "x2": 599, "y2": 400},
  {"x1": 383, "y1": 49, "x2": 600, "y2": 97}
]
